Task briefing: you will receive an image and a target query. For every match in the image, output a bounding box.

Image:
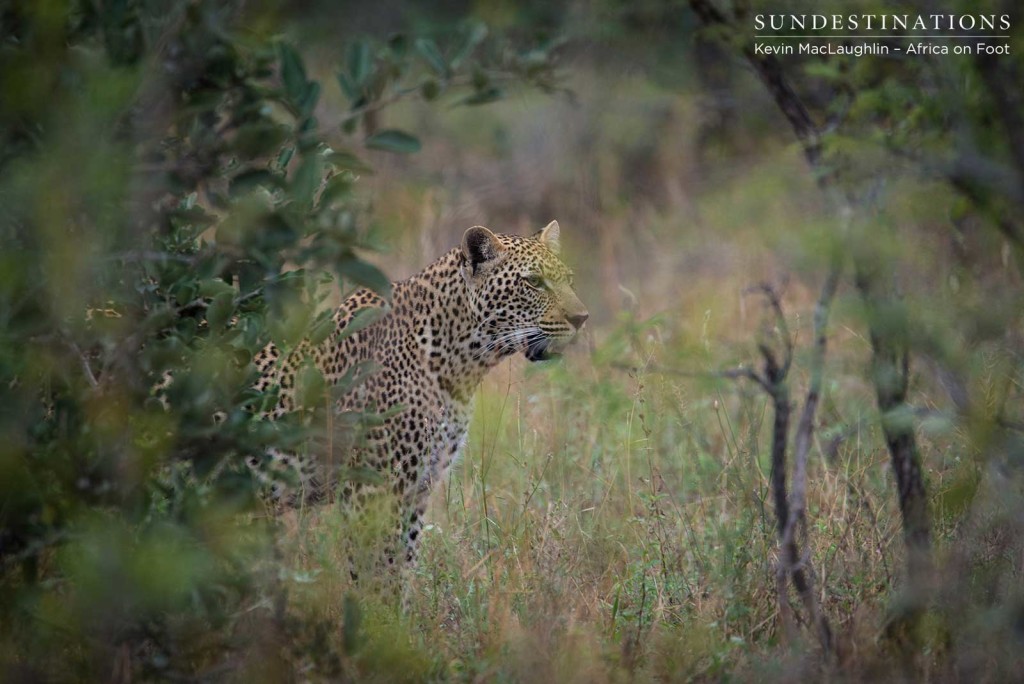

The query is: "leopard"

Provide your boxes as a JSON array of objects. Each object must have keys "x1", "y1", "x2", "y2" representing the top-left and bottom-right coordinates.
[{"x1": 250, "y1": 220, "x2": 588, "y2": 580}]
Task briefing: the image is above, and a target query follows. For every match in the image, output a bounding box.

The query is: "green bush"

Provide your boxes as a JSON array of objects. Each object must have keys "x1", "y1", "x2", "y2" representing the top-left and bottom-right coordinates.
[{"x1": 0, "y1": 1, "x2": 559, "y2": 678}]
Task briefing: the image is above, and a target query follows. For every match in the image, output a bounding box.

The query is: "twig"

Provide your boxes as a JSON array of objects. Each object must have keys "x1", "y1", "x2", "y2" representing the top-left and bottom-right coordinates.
[
  {"x1": 687, "y1": 0, "x2": 931, "y2": 641},
  {"x1": 325, "y1": 85, "x2": 420, "y2": 130},
  {"x1": 687, "y1": 0, "x2": 824, "y2": 175},
  {"x1": 792, "y1": 265, "x2": 841, "y2": 493},
  {"x1": 65, "y1": 334, "x2": 99, "y2": 389},
  {"x1": 617, "y1": 279, "x2": 837, "y2": 652},
  {"x1": 321, "y1": 70, "x2": 544, "y2": 133},
  {"x1": 782, "y1": 264, "x2": 841, "y2": 654},
  {"x1": 747, "y1": 283, "x2": 793, "y2": 376}
]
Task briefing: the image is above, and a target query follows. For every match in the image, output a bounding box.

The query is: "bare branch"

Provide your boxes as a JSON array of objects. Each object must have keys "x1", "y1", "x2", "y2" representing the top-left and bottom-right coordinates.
[
  {"x1": 687, "y1": 0, "x2": 930, "y2": 628},
  {"x1": 776, "y1": 565, "x2": 797, "y2": 644},
  {"x1": 64, "y1": 334, "x2": 99, "y2": 389},
  {"x1": 792, "y1": 264, "x2": 841, "y2": 483},
  {"x1": 687, "y1": 0, "x2": 824, "y2": 175},
  {"x1": 719, "y1": 279, "x2": 835, "y2": 652},
  {"x1": 747, "y1": 283, "x2": 794, "y2": 377},
  {"x1": 783, "y1": 264, "x2": 841, "y2": 654},
  {"x1": 615, "y1": 273, "x2": 838, "y2": 651}
]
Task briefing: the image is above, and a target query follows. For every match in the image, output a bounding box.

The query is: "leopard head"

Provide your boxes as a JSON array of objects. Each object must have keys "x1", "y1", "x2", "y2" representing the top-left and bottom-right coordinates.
[{"x1": 461, "y1": 221, "x2": 588, "y2": 362}]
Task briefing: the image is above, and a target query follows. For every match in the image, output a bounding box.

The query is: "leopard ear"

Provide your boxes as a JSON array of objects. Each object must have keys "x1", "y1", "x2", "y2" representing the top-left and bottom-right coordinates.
[
  {"x1": 538, "y1": 220, "x2": 560, "y2": 255},
  {"x1": 462, "y1": 226, "x2": 504, "y2": 274}
]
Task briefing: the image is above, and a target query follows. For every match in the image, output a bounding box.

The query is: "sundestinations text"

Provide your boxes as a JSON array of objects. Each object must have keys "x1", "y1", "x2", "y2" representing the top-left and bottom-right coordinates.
[{"x1": 753, "y1": 14, "x2": 1010, "y2": 32}]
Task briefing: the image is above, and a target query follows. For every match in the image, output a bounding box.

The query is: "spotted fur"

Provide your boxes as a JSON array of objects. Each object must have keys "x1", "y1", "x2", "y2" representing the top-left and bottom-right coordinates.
[{"x1": 254, "y1": 221, "x2": 588, "y2": 575}]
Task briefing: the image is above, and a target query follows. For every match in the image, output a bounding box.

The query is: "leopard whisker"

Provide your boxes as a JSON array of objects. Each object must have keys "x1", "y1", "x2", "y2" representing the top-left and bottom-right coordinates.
[{"x1": 473, "y1": 326, "x2": 544, "y2": 359}]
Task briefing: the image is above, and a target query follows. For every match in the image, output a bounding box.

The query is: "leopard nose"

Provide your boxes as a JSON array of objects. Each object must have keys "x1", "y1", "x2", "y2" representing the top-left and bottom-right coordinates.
[{"x1": 567, "y1": 311, "x2": 589, "y2": 330}]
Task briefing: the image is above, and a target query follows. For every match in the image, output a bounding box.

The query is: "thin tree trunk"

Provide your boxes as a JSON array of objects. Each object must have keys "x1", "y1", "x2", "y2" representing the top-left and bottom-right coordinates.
[
  {"x1": 748, "y1": 285, "x2": 834, "y2": 653},
  {"x1": 686, "y1": 0, "x2": 932, "y2": 594}
]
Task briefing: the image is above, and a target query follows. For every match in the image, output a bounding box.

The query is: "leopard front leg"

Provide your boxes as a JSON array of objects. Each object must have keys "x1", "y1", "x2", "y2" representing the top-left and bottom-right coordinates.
[
  {"x1": 400, "y1": 490, "x2": 430, "y2": 570},
  {"x1": 397, "y1": 420, "x2": 468, "y2": 594},
  {"x1": 348, "y1": 405, "x2": 469, "y2": 608}
]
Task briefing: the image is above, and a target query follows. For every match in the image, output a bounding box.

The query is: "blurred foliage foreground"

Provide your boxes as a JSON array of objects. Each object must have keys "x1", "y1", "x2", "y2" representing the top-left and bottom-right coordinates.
[{"x1": 0, "y1": 1, "x2": 560, "y2": 679}]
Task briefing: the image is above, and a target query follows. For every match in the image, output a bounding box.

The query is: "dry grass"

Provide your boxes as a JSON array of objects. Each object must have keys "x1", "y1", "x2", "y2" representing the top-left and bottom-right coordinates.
[{"x1": 261, "y1": 66, "x2": 1024, "y2": 681}]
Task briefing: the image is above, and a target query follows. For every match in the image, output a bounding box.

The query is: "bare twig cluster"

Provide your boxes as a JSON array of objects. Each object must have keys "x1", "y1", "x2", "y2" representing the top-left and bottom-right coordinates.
[
  {"x1": 687, "y1": 0, "x2": 933, "y2": 612},
  {"x1": 736, "y1": 283, "x2": 836, "y2": 654}
]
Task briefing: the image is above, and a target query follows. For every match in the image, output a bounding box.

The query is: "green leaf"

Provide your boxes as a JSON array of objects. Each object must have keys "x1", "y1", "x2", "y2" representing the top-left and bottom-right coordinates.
[
  {"x1": 233, "y1": 348, "x2": 252, "y2": 367},
  {"x1": 256, "y1": 211, "x2": 301, "y2": 252},
  {"x1": 230, "y1": 169, "x2": 282, "y2": 196},
  {"x1": 336, "y1": 72, "x2": 358, "y2": 102},
  {"x1": 452, "y1": 21, "x2": 488, "y2": 68},
  {"x1": 173, "y1": 281, "x2": 198, "y2": 307},
  {"x1": 365, "y1": 129, "x2": 421, "y2": 154},
  {"x1": 298, "y1": 81, "x2": 320, "y2": 117},
  {"x1": 207, "y1": 291, "x2": 235, "y2": 330},
  {"x1": 346, "y1": 40, "x2": 373, "y2": 87},
  {"x1": 329, "y1": 359, "x2": 378, "y2": 395},
  {"x1": 337, "y1": 258, "x2": 392, "y2": 298},
  {"x1": 319, "y1": 171, "x2": 355, "y2": 207},
  {"x1": 269, "y1": 301, "x2": 313, "y2": 349},
  {"x1": 295, "y1": 361, "x2": 326, "y2": 409},
  {"x1": 291, "y1": 155, "x2": 323, "y2": 208},
  {"x1": 336, "y1": 306, "x2": 387, "y2": 343},
  {"x1": 415, "y1": 38, "x2": 448, "y2": 78},
  {"x1": 278, "y1": 42, "x2": 308, "y2": 104},
  {"x1": 197, "y1": 279, "x2": 235, "y2": 299},
  {"x1": 277, "y1": 146, "x2": 295, "y2": 170},
  {"x1": 324, "y1": 150, "x2": 374, "y2": 174},
  {"x1": 308, "y1": 312, "x2": 337, "y2": 346},
  {"x1": 232, "y1": 123, "x2": 287, "y2": 158}
]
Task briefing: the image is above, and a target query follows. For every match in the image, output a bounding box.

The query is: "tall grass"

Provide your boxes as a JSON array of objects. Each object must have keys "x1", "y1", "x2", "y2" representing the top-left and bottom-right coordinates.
[{"x1": 248, "y1": 60, "x2": 1024, "y2": 679}]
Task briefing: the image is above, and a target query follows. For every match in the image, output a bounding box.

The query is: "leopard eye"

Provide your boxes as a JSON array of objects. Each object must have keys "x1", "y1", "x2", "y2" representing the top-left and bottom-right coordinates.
[{"x1": 524, "y1": 274, "x2": 545, "y2": 290}]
